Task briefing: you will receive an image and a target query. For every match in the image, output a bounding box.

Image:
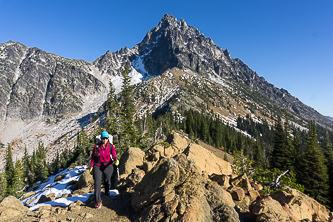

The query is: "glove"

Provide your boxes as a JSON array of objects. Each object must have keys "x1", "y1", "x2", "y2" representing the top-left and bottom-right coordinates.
[
  {"x1": 115, "y1": 160, "x2": 119, "y2": 166},
  {"x1": 89, "y1": 167, "x2": 93, "y2": 174}
]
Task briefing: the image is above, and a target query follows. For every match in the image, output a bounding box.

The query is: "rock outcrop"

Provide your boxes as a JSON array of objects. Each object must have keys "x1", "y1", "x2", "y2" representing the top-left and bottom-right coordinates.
[
  {"x1": 183, "y1": 143, "x2": 232, "y2": 175},
  {"x1": 270, "y1": 189, "x2": 332, "y2": 221},
  {"x1": 131, "y1": 154, "x2": 239, "y2": 222},
  {"x1": 0, "y1": 195, "x2": 31, "y2": 221},
  {"x1": 119, "y1": 147, "x2": 145, "y2": 175}
]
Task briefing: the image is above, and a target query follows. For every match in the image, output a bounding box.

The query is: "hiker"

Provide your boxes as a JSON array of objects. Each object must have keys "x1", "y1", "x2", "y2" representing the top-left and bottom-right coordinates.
[{"x1": 90, "y1": 131, "x2": 119, "y2": 209}]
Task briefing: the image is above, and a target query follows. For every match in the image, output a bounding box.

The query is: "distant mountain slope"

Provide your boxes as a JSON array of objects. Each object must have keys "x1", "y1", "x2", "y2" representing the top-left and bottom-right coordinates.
[
  {"x1": 326, "y1": 116, "x2": 333, "y2": 122},
  {"x1": 0, "y1": 41, "x2": 106, "y2": 122}
]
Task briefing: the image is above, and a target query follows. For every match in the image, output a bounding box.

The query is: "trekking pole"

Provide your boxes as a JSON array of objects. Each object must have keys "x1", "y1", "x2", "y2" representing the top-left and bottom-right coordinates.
[{"x1": 117, "y1": 166, "x2": 120, "y2": 180}]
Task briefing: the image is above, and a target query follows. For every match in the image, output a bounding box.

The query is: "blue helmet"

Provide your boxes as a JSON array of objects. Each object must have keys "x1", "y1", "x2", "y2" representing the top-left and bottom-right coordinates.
[{"x1": 101, "y1": 131, "x2": 109, "y2": 139}]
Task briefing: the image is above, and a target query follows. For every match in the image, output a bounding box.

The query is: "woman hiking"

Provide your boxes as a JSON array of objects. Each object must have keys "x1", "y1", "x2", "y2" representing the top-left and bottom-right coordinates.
[{"x1": 90, "y1": 131, "x2": 119, "y2": 209}]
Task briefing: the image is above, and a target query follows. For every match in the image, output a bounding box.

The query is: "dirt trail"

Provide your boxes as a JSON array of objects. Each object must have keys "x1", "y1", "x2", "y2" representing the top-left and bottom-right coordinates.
[{"x1": 17, "y1": 192, "x2": 134, "y2": 222}]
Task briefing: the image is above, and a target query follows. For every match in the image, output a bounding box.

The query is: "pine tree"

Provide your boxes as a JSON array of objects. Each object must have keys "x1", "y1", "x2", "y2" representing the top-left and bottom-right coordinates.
[
  {"x1": 253, "y1": 134, "x2": 264, "y2": 168},
  {"x1": 120, "y1": 64, "x2": 138, "y2": 149},
  {"x1": 186, "y1": 110, "x2": 195, "y2": 139},
  {"x1": 322, "y1": 128, "x2": 333, "y2": 209},
  {"x1": 76, "y1": 125, "x2": 89, "y2": 165},
  {"x1": 299, "y1": 120, "x2": 329, "y2": 205},
  {"x1": 106, "y1": 80, "x2": 120, "y2": 142},
  {"x1": 4, "y1": 145, "x2": 14, "y2": 189},
  {"x1": 0, "y1": 172, "x2": 8, "y2": 201},
  {"x1": 201, "y1": 116, "x2": 209, "y2": 142},
  {"x1": 22, "y1": 146, "x2": 31, "y2": 185},
  {"x1": 283, "y1": 113, "x2": 295, "y2": 171},
  {"x1": 34, "y1": 142, "x2": 48, "y2": 182},
  {"x1": 271, "y1": 116, "x2": 293, "y2": 171},
  {"x1": 51, "y1": 150, "x2": 61, "y2": 174},
  {"x1": 293, "y1": 130, "x2": 303, "y2": 181},
  {"x1": 12, "y1": 159, "x2": 25, "y2": 197}
]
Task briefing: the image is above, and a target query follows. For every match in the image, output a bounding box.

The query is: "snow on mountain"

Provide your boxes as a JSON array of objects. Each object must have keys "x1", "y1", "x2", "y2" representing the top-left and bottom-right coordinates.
[{"x1": 20, "y1": 166, "x2": 118, "y2": 211}]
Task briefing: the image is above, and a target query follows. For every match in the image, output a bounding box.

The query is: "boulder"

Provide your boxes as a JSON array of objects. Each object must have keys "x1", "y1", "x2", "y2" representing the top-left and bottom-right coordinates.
[
  {"x1": 183, "y1": 143, "x2": 232, "y2": 176},
  {"x1": 131, "y1": 154, "x2": 239, "y2": 221},
  {"x1": 20, "y1": 191, "x2": 36, "y2": 200},
  {"x1": 0, "y1": 195, "x2": 29, "y2": 210},
  {"x1": 142, "y1": 161, "x2": 153, "y2": 173},
  {"x1": 166, "y1": 130, "x2": 189, "y2": 152},
  {"x1": 271, "y1": 189, "x2": 331, "y2": 221},
  {"x1": 72, "y1": 187, "x2": 91, "y2": 196},
  {"x1": 76, "y1": 169, "x2": 93, "y2": 189},
  {"x1": 209, "y1": 174, "x2": 230, "y2": 188},
  {"x1": 25, "y1": 197, "x2": 36, "y2": 206},
  {"x1": 230, "y1": 173, "x2": 253, "y2": 192},
  {"x1": 0, "y1": 196, "x2": 30, "y2": 221},
  {"x1": 126, "y1": 169, "x2": 145, "y2": 187},
  {"x1": 37, "y1": 194, "x2": 55, "y2": 204},
  {"x1": 234, "y1": 196, "x2": 252, "y2": 222},
  {"x1": 230, "y1": 187, "x2": 245, "y2": 201},
  {"x1": 38, "y1": 205, "x2": 52, "y2": 211},
  {"x1": 248, "y1": 190, "x2": 260, "y2": 200},
  {"x1": 251, "y1": 181, "x2": 263, "y2": 191},
  {"x1": 54, "y1": 173, "x2": 66, "y2": 182},
  {"x1": 119, "y1": 147, "x2": 145, "y2": 175},
  {"x1": 250, "y1": 196, "x2": 297, "y2": 222},
  {"x1": 150, "y1": 144, "x2": 176, "y2": 158}
]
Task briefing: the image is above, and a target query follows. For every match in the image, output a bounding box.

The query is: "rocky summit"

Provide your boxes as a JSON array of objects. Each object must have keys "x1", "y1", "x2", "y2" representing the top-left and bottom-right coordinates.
[{"x1": 1, "y1": 131, "x2": 332, "y2": 222}]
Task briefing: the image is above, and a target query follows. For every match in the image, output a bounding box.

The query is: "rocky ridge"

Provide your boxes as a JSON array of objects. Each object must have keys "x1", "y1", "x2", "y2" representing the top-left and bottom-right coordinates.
[{"x1": 2, "y1": 131, "x2": 332, "y2": 222}]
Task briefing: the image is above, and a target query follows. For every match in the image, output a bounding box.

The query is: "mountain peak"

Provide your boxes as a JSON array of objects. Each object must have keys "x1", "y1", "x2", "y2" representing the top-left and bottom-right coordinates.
[{"x1": 158, "y1": 14, "x2": 179, "y2": 29}]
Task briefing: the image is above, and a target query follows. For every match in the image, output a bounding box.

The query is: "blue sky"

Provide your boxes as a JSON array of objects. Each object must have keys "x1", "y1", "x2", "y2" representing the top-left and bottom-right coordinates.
[{"x1": 1, "y1": 0, "x2": 333, "y2": 117}]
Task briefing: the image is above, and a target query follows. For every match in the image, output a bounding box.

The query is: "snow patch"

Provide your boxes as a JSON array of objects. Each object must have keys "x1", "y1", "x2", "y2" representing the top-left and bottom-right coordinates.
[
  {"x1": 131, "y1": 55, "x2": 152, "y2": 81},
  {"x1": 20, "y1": 165, "x2": 119, "y2": 211}
]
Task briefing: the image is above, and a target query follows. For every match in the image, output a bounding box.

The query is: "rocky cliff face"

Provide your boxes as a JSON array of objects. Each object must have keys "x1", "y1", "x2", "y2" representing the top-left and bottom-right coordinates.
[{"x1": 0, "y1": 41, "x2": 105, "y2": 122}]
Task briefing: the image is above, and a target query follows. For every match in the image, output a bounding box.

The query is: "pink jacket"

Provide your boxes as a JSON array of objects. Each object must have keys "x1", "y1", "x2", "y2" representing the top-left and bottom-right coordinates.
[{"x1": 90, "y1": 142, "x2": 117, "y2": 167}]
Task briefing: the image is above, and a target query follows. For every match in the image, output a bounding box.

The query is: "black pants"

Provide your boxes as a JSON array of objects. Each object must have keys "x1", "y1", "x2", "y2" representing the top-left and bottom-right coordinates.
[{"x1": 93, "y1": 164, "x2": 113, "y2": 203}]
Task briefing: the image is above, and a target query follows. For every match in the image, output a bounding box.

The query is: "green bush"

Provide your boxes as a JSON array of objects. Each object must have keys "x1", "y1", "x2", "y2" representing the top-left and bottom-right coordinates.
[{"x1": 252, "y1": 168, "x2": 304, "y2": 196}]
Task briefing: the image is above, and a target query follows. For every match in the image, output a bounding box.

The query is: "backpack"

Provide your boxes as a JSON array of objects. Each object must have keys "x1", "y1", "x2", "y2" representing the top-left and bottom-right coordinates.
[{"x1": 92, "y1": 136, "x2": 115, "y2": 164}]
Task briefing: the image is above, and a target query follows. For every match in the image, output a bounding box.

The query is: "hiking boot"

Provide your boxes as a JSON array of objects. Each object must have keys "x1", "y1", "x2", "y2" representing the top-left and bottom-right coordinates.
[{"x1": 95, "y1": 202, "x2": 102, "y2": 209}]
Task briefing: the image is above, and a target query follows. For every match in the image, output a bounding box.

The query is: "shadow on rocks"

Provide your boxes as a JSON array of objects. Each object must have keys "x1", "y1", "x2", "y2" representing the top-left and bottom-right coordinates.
[{"x1": 85, "y1": 191, "x2": 135, "y2": 220}]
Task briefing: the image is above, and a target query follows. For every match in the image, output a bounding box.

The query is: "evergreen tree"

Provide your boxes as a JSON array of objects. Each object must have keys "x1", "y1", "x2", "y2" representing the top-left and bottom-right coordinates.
[
  {"x1": 12, "y1": 159, "x2": 25, "y2": 197},
  {"x1": 283, "y1": 113, "x2": 295, "y2": 171},
  {"x1": 106, "y1": 80, "x2": 120, "y2": 143},
  {"x1": 293, "y1": 130, "x2": 303, "y2": 181},
  {"x1": 51, "y1": 150, "x2": 61, "y2": 174},
  {"x1": 33, "y1": 142, "x2": 48, "y2": 182},
  {"x1": 120, "y1": 64, "x2": 138, "y2": 149},
  {"x1": 4, "y1": 145, "x2": 14, "y2": 189},
  {"x1": 271, "y1": 116, "x2": 293, "y2": 171},
  {"x1": 213, "y1": 120, "x2": 224, "y2": 148},
  {"x1": 0, "y1": 172, "x2": 7, "y2": 201},
  {"x1": 60, "y1": 150, "x2": 68, "y2": 169},
  {"x1": 186, "y1": 110, "x2": 195, "y2": 139},
  {"x1": 299, "y1": 121, "x2": 329, "y2": 205},
  {"x1": 22, "y1": 146, "x2": 32, "y2": 185},
  {"x1": 322, "y1": 128, "x2": 333, "y2": 209},
  {"x1": 253, "y1": 134, "x2": 264, "y2": 168},
  {"x1": 76, "y1": 125, "x2": 89, "y2": 165},
  {"x1": 200, "y1": 116, "x2": 209, "y2": 142}
]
